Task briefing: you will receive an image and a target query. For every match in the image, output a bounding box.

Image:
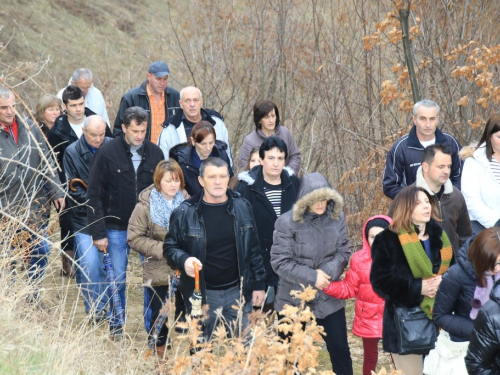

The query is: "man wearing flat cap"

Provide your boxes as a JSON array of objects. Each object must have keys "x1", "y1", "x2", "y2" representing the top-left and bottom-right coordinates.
[{"x1": 114, "y1": 61, "x2": 180, "y2": 143}]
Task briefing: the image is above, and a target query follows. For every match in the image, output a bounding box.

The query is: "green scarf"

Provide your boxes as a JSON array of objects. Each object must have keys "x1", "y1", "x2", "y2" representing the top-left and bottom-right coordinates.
[{"x1": 398, "y1": 225, "x2": 452, "y2": 319}]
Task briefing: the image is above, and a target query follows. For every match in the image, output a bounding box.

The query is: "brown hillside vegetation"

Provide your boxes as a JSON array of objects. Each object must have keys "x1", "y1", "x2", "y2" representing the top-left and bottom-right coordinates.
[{"x1": 4, "y1": 0, "x2": 500, "y2": 238}]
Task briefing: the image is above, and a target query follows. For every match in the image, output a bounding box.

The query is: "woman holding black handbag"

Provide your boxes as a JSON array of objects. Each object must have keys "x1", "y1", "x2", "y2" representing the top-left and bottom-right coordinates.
[{"x1": 370, "y1": 186, "x2": 454, "y2": 375}]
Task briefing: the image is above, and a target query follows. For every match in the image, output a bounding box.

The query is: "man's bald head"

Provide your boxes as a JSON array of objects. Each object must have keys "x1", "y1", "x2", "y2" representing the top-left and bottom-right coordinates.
[{"x1": 82, "y1": 115, "x2": 107, "y2": 148}]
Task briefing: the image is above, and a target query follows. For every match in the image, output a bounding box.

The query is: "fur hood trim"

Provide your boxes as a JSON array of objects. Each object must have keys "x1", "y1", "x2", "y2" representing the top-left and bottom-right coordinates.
[
  {"x1": 459, "y1": 143, "x2": 478, "y2": 161},
  {"x1": 415, "y1": 166, "x2": 453, "y2": 195},
  {"x1": 293, "y1": 186, "x2": 344, "y2": 223},
  {"x1": 237, "y1": 165, "x2": 294, "y2": 186}
]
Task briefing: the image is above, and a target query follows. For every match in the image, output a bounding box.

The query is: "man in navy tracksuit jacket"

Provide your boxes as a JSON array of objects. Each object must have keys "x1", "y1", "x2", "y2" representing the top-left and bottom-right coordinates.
[{"x1": 383, "y1": 100, "x2": 462, "y2": 199}]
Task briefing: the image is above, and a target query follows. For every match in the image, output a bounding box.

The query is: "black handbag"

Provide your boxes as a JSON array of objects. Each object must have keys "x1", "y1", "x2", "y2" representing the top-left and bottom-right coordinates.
[{"x1": 393, "y1": 305, "x2": 438, "y2": 355}]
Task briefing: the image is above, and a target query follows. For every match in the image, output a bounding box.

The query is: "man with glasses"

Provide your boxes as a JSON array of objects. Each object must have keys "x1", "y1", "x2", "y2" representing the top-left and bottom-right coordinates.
[
  {"x1": 114, "y1": 61, "x2": 180, "y2": 143},
  {"x1": 57, "y1": 68, "x2": 110, "y2": 125},
  {"x1": 157, "y1": 86, "x2": 232, "y2": 166}
]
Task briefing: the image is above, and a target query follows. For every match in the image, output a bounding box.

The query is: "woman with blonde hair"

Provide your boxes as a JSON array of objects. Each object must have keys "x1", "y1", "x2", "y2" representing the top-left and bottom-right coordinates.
[
  {"x1": 127, "y1": 159, "x2": 189, "y2": 359},
  {"x1": 35, "y1": 94, "x2": 62, "y2": 136}
]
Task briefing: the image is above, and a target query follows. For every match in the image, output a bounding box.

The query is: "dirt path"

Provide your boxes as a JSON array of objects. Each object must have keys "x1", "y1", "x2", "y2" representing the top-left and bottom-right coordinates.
[{"x1": 42, "y1": 249, "x2": 392, "y2": 374}]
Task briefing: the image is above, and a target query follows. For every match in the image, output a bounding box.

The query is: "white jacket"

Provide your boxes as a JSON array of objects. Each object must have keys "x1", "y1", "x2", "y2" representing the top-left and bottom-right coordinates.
[
  {"x1": 157, "y1": 114, "x2": 232, "y2": 166},
  {"x1": 57, "y1": 77, "x2": 110, "y2": 126},
  {"x1": 461, "y1": 143, "x2": 500, "y2": 227}
]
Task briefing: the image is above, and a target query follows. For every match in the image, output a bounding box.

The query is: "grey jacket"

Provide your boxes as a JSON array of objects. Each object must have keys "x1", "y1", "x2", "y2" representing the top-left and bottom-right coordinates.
[
  {"x1": 0, "y1": 116, "x2": 63, "y2": 225},
  {"x1": 238, "y1": 126, "x2": 301, "y2": 175},
  {"x1": 271, "y1": 172, "x2": 351, "y2": 319}
]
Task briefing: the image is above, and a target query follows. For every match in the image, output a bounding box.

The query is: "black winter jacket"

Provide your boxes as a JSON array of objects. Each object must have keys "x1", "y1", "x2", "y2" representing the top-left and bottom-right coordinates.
[
  {"x1": 370, "y1": 219, "x2": 453, "y2": 353},
  {"x1": 47, "y1": 108, "x2": 113, "y2": 183},
  {"x1": 382, "y1": 126, "x2": 462, "y2": 199},
  {"x1": 87, "y1": 135, "x2": 164, "y2": 239},
  {"x1": 63, "y1": 135, "x2": 112, "y2": 233},
  {"x1": 466, "y1": 279, "x2": 500, "y2": 374},
  {"x1": 236, "y1": 165, "x2": 299, "y2": 286},
  {"x1": 433, "y1": 234, "x2": 477, "y2": 342},
  {"x1": 163, "y1": 189, "x2": 266, "y2": 310},
  {"x1": 113, "y1": 80, "x2": 180, "y2": 141},
  {"x1": 169, "y1": 141, "x2": 233, "y2": 197}
]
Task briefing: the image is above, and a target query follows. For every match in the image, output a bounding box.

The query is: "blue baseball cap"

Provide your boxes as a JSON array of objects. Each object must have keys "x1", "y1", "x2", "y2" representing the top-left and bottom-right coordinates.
[{"x1": 148, "y1": 61, "x2": 170, "y2": 77}]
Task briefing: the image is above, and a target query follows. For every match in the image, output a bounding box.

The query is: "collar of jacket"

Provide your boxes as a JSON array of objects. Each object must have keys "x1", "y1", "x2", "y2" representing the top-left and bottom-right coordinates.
[
  {"x1": 238, "y1": 165, "x2": 294, "y2": 189},
  {"x1": 0, "y1": 115, "x2": 32, "y2": 139},
  {"x1": 118, "y1": 133, "x2": 146, "y2": 156},
  {"x1": 164, "y1": 107, "x2": 223, "y2": 129},
  {"x1": 415, "y1": 165, "x2": 453, "y2": 195},
  {"x1": 186, "y1": 188, "x2": 238, "y2": 215},
  {"x1": 53, "y1": 107, "x2": 96, "y2": 139},
  {"x1": 75, "y1": 134, "x2": 111, "y2": 157},
  {"x1": 407, "y1": 125, "x2": 448, "y2": 149}
]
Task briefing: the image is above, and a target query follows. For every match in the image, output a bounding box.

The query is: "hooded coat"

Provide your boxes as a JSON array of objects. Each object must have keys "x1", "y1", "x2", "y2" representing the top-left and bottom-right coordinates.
[
  {"x1": 271, "y1": 172, "x2": 351, "y2": 319},
  {"x1": 460, "y1": 143, "x2": 500, "y2": 228},
  {"x1": 127, "y1": 185, "x2": 188, "y2": 286},
  {"x1": 323, "y1": 215, "x2": 391, "y2": 338},
  {"x1": 465, "y1": 279, "x2": 500, "y2": 374},
  {"x1": 370, "y1": 218, "x2": 451, "y2": 353},
  {"x1": 432, "y1": 234, "x2": 478, "y2": 342}
]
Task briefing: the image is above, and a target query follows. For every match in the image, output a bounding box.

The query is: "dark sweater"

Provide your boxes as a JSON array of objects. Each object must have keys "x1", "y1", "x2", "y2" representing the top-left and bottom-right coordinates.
[{"x1": 202, "y1": 201, "x2": 239, "y2": 288}]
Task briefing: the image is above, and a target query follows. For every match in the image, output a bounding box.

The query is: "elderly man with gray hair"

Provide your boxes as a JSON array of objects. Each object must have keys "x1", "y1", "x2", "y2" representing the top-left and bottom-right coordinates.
[
  {"x1": 57, "y1": 68, "x2": 110, "y2": 125},
  {"x1": 382, "y1": 99, "x2": 462, "y2": 199},
  {"x1": 0, "y1": 88, "x2": 64, "y2": 301},
  {"x1": 157, "y1": 86, "x2": 232, "y2": 165},
  {"x1": 63, "y1": 115, "x2": 112, "y2": 322}
]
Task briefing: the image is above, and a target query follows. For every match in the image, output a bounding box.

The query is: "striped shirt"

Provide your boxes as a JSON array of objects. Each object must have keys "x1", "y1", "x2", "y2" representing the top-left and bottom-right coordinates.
[
  {"x1": 146, "y1": 84, "x2": 166, "y2": 144},
  {"x1": 490, "y1": 157, "x2": 500, "y2": 185},
  {"x1": 263, "y1": 180, "x2": 282, "y2": 216}
]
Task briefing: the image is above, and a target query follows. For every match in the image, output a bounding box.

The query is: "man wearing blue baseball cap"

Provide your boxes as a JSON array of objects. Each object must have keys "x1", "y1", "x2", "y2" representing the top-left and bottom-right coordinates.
[{"x1": 114, "y1": 61, "x2": 180, "y2": 143}]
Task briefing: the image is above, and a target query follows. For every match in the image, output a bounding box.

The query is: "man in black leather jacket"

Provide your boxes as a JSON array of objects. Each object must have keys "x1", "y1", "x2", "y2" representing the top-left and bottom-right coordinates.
[{"x1": 164, "y1": 157, "x2": 266, "y2": 341}]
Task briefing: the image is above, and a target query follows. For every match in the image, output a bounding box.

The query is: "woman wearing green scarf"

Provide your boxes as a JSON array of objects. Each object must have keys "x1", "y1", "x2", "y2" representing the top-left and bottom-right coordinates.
[{"x1": 370, "y1": 186, "x2": 454, "y2": 375}]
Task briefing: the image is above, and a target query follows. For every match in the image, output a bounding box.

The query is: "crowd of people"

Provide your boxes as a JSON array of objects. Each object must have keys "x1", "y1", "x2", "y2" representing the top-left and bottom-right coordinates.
[{"x1": 3, "y1": 61, "x2": 500, "y2": 374}]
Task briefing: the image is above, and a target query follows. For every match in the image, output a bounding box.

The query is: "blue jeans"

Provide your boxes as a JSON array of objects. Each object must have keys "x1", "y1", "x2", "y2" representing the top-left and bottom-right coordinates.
[
  {"x1": 27, "y1": 227, "x2": 50, "y2": 288},
  {"x1": 203, "y1": 285, "x2": 252, "y2": 341},
  {"x1": 106, "y1": 229, "x2": 130, "y2": 327},
  {"x1": 74, "y1": 233, "x2": 108, "y2": 313}
]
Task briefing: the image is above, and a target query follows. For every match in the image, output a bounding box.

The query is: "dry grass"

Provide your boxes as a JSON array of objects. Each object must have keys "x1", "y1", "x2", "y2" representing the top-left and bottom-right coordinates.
[{"x1": 0, "y1": 227, "x2": 396, "y2": 374}]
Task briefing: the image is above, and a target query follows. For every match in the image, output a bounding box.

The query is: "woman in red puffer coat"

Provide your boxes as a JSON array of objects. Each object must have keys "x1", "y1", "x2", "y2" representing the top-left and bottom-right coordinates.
[{"x1": 323, "y1": 215, "x2": 391, "y2": 375}]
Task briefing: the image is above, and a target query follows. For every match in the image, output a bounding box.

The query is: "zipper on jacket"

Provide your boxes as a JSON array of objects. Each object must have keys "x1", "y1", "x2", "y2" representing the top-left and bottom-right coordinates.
[{"x1": 230, "y1": 206, "x2": 242, "y2": 291}]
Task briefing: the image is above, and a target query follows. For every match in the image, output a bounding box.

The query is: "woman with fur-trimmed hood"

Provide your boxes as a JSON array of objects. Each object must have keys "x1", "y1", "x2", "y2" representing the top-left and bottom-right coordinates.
[
  {"x1": 460, "y1": 115, "x2": 500, "y2": 231},
  {"x1": 271, "y1": 172, "x2": 353, "y2": 375}
]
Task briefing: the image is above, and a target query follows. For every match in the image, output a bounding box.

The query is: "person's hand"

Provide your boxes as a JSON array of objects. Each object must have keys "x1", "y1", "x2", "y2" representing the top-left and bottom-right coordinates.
[
  {"x1": 421, "y1": 275, "x2": 442, "y2": 298},
  {"x1": 252, "y1": 290, "x2": 266, "y2": 307},
  {"x1": 53, "y1": 197, "x2": 65, "y2": 211},
  {"x1": 184, "y1": 257, "x2": 203, "y2": 278},
  {"x1": 315, "y1": 269, "x2": 331, "y2": 290},
  {"x1": 93, "y1": 238, "x2": 108, "y2": 253}
]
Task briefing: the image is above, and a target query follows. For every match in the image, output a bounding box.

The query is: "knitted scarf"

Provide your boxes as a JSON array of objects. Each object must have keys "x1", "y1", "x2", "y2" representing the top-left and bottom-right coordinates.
[
  {"x1": 398, "y1": 225, "x2": 453, "y2": 319},
  {"x1": 150, "y1": 189, "x2": 185, "y2": 229}
]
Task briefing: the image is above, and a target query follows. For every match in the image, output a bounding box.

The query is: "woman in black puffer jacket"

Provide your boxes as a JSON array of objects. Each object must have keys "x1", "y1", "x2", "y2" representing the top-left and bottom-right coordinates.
[
  {"x1": 465, "y1": 228, "x2": 500, "y2": 374},
  {"x1": 433, "y1": 227, "x2": 500, "y2": 342},
  {"x1": 169, "y1": 120, "x2": 233, "y2": 196}
]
